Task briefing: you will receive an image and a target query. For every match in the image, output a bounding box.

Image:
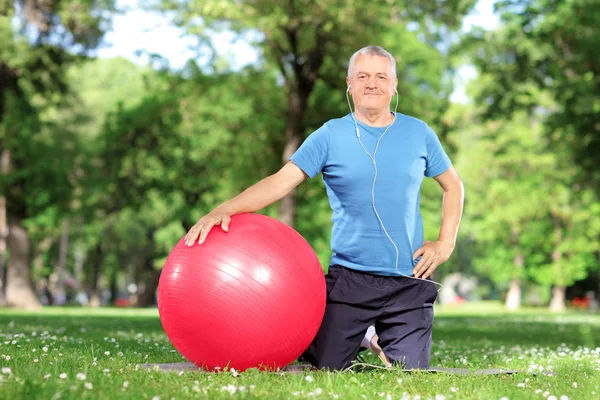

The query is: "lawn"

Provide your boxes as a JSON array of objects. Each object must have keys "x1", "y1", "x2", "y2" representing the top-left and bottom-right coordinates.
[{"x1": 0, "y1": 302, "x2": 599, "y2": 400}]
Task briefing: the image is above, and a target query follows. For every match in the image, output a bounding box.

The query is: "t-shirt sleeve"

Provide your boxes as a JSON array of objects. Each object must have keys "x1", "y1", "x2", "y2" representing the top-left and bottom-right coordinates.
[
  {"x1": 289, "y1": 124, "x2": 329, "y2": 178},
  {"x1": 424, "y1": 125, "x2": 452, "y2": 178}
]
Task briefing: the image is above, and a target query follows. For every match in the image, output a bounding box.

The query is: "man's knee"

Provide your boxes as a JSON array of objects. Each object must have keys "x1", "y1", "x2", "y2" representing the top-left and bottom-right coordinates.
[
  {"x1": 300, "y1": 345, "x2": 355, "y2": 371},
  {"x1": 377, "y1": 320, "x2": 434, "y2": 369},
  {"x1": 388, "y1": 351, "x2": 431, "y2": 370}
]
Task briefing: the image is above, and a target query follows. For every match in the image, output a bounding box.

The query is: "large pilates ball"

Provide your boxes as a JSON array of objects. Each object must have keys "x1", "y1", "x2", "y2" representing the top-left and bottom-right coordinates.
[{"x1": 157, "y1": 213, "x2": 326, "y2": 371}]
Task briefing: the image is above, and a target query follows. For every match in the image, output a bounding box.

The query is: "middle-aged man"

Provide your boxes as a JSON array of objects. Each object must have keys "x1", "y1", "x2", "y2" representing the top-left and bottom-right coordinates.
[{"x1": 185, "y1": 45, "x2": 465, "y2": 371}]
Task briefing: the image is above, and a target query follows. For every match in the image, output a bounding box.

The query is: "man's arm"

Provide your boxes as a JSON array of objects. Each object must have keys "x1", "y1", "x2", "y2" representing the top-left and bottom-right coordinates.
[
  {"x1": 185, "y1": 161, "x2": 308, "y2": 245},
  {"x1": 217, "y1": 161, "x2": 308, "y2": 216},
  {"x1": 433, "y1": 166, "x2": 464, "y2": 246},
  {"x1": 412, "y1": 166, "x2": 464, "y2": 279}
]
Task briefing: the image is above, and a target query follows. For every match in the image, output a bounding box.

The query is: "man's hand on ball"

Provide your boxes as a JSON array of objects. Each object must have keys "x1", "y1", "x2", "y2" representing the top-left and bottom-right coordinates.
[
  {"x1": 185, "y1": 210, "x2": 232, "y2": 246},
  {"x1": 412, "y1": 240, "x2": 455, "y2": 279}
]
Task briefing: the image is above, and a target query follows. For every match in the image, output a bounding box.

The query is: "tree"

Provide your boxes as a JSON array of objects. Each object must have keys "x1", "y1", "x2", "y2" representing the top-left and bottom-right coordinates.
[
  {"x1": 0, "y1": 149, "x2": 7, "y2": 305},
  {"x1": 59, "y1": 57, "x2": 156, "y2": 306},
  {"x1": 459, "y1": 0, "x2": 600, "y2": 308},
  {"x1": 455, "y1": 99, "x2": 600, "y2": 310},
  {"x1": 468, "y1": 0, "x2": 600, "y2": 191},
  {"x1": 455, "y1": 108, "x2": 554, "y2": 309},
  {"x1": 0, "y1": 0, "x2": 115, "y2": 308},
  {"x1": 91, "y1": 63, "x2": 286, "y2": 305},
  {"x1": 152, "y1": 0, "x2": 475, "y2": 227},
  {"x1": 529, "y1": 181, "x2": 600, "y2": 312}
]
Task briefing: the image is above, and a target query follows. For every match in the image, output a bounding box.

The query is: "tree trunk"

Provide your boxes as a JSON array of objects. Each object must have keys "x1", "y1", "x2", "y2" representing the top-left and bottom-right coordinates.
[
  {"x1": 130, "y1": 251, "x2": 159, "y2": 307},
  {"x1": 54, "y1": 217, "x2": 70, "y2": 305},
  {"x1": 0, "y1": 149, "x2": 10, "y2": 306},
  {"x1": 109, "y1": 267, "x2": 118, "y2": 305},
  {"x1": 5, "y1": 215, "x2": 42, "y2": 309},
  {"x1": 549, "y1": 285, "x2": 566, "y2": 313},
  {"x1": 278, "y1": 88, "x2": 308, "y2": 227},
  {"x1": 506, "y1": 228, "x2": 523, "y2": 310},
  {"x1": 0, "y1": 62, "x2": 21, "y2": 117},
  {"x1": 134, "y1": 268, "x2": 160, "y2": 308},
  {"x1": 30, "y1": 236, "x2": 54, "y2": 305},
  {"x1": 32, "y1": 237, "x2": 53, "y2": 277},
  {"x1": 549, "y1": 214, "x2": 565, "y2": 312},
  {"x1": 89, "y1": 243, "x2": 103, "y2": 307},
  {"x1": 0, "y1": 244, "x2": 5, "y2": 307},
  {"x1": 73, "y1": 216, "x2": 84, "y2": 288},
  {"x1": 1, "y1": 63, "x2": 19, "y2": 307},
  {"x1": 127, "y1": 249, "x2": 140, "y2": 306},
  {"x1": 0, "y1": 200, "x2": 6, "y2": 306},
  {"x1": 275, "y1": 30, "x2": 326, "y2": 227},
  {"x1": 505, "y1": 279, "x2": 521, "y2": 310}
]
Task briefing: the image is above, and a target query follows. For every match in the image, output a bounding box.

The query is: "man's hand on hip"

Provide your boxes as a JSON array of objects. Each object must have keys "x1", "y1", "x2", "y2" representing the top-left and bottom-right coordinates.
[{"x1": 412, "y1": 240, "x2": 455, "y2": 279}]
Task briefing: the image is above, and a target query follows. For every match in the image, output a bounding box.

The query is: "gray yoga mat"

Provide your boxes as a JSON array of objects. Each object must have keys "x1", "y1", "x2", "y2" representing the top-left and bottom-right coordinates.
[{"x1": 136, "y1": 362, "x2": 557, "y2": 376}]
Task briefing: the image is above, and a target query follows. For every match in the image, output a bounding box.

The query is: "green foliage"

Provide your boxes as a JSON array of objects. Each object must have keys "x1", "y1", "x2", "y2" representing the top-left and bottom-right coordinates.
[
  {"x1": 0, "y1": 91, "x2": 77, "y2": 219},
  {"x1": 455, "y1": 104, "x2": 600, "y2": 291},
  {"x1": 90, "y1": 63, "x2": 286, "y2": 269},
  {"x1": 66, "y1": 57, "x2": 155, "y2": 138},
  {"x1": 453, "y1": 0, "x2": 600, "y2": 300},
  {"x1": 530, "y1": 187, "x2": 600, "y2": 287},
  {"x1": 467, "y1": 0, "x2": 600, "y2": 187},
  {"x1": 4, "y1": 0, "x2": 599, "y2": 305},
  {"x1": 153, "y1": 0, "x2": 473, "y2": 120},
  {"x1": 12, "y1": 0, "x2": 116, "y2": 50},
  {"x1": 0, "y1": 0, "x2": 117, "y2": 215},
  {"x1": 0, "y1": 0, "x2": 119, "y2": 300}
]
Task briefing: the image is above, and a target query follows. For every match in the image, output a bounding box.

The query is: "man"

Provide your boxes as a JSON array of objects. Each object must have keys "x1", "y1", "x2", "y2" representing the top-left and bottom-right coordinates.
[{"x1": 184, "y1": 45, "x2": 464, "y2": 371}]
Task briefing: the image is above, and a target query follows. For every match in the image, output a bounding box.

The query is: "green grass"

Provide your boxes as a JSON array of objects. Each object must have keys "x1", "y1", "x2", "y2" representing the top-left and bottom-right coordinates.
[{"x1": 1, "y1": 302, "x2": 599, "y2": 400}]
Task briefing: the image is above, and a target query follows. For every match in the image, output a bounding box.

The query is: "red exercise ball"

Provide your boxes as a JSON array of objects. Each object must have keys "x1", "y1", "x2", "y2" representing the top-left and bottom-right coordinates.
[{"x1": 157, "y1": 213, "x2": 326, "y2": 372}]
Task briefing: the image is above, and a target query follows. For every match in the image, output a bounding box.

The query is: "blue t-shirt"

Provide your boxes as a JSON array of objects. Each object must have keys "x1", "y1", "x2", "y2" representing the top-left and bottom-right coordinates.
[{"x1": 290, "y1": 112, "x2": 451, "y2": 277}]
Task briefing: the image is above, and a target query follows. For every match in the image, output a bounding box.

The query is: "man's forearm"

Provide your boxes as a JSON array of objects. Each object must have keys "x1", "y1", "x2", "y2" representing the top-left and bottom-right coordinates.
[
  {"x1": 217, "y1": 174, "x2": 290, "y2": 216},
  {"x1": 437, "y1": 183, "x2": 464, "y2": 246}
]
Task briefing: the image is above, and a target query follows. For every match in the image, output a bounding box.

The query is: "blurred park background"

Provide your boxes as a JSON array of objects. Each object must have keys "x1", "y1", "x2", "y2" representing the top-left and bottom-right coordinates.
[{"x1": 0, "y1": 0, "x2": 598, "y2": 314}]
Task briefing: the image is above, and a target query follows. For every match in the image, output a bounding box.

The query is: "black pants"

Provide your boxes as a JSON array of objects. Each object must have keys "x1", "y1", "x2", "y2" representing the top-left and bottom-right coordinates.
[{"x1": 301, "y1": 264, "x2": 438, "y2": 371}]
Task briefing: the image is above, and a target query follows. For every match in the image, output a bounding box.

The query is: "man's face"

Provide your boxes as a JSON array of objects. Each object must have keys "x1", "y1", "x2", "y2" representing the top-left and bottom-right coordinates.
[{"x1": 346, "y1": 54, "x2": 397, "y2": 112}]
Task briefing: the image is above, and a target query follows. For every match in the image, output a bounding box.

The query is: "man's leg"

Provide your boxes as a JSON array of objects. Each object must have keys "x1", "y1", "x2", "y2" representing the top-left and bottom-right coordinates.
[
  {"x1": 301, "y1": 301, "x2": 376, "y2": 370},
  {"x1": 375, "y1": 278, "x2": 438, "y2": 370},
  {"x1": 360, "y1": 326, "x2": 392, "y2": 367},
  {"x1": 300, "y1": 265, "x2": 384, "y2": 371},
  {"x1": 360, "y1": 325, "x2": 377, "y2": 349}
]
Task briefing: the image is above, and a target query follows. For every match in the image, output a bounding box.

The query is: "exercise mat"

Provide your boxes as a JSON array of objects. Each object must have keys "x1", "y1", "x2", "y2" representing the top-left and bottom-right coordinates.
[{"x1": 136, "y1": 362, "x2": 556, "y2": 376}]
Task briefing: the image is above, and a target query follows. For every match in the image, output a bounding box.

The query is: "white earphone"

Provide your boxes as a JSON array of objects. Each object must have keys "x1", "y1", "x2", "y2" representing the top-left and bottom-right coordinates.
[{"x1": 345, "y1": 85, "x2": 442, "y2": 291}]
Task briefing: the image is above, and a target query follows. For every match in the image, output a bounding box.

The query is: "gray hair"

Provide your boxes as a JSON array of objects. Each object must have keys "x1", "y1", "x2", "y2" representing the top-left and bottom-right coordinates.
[{"x1": 348, "y1": 46, "x2": 397, "y2": 78}]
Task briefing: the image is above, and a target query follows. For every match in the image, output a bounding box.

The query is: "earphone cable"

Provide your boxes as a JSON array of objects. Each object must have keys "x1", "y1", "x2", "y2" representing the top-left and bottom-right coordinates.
[{"x1": 345, "y1": 88, "x2": 443, "y2": 291}]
